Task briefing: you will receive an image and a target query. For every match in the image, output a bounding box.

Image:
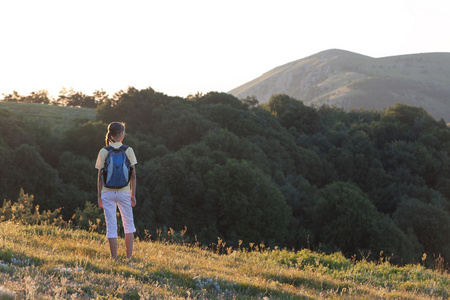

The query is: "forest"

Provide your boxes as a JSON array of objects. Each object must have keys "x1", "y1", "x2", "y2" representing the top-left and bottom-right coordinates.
[{"x1": 1, "y1": 87, "x2": 450, "y2": 266}]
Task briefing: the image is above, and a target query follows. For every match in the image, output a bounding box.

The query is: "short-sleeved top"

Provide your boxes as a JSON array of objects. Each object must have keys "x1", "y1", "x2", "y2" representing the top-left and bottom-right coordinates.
[{"x1": 95, "y1": 142, "x2": 137, "y2": 194}]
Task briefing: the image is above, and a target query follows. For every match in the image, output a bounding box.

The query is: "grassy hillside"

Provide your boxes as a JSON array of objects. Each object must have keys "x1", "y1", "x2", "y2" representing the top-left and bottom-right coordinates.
[
  {"x1": 229, "y1": 49, "x2": 450, "y2": 122},
  {"x1": 0, "y1": 101, "x2": 96, "y2": 128},
  {"x1": 0, "y1": 222, "x2": 449, "y2": 299}
]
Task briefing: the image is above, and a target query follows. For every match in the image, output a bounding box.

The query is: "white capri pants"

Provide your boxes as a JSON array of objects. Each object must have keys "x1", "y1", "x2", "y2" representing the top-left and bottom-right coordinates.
[{"x1": 102, "y1": 192, "x2": 136, "y2": 239}]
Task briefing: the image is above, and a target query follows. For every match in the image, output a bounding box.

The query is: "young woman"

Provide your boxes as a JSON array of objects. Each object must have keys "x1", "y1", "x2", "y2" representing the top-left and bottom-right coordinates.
[{"x1": 95, "y1": 122, "x2": 137, "y2": 259}]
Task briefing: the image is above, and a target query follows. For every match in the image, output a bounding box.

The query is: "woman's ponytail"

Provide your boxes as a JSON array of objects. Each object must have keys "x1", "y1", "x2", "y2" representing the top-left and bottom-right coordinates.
[
  {"x1": 105, "y1": 132, "x2": 113, "y2": 146},
  {"x1": 105, "y1": 122, "x2": 126, "y2": 145}
]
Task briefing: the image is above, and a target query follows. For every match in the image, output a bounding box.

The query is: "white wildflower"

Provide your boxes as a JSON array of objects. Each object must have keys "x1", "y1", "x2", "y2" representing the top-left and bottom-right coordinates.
[
  {"x1": 0, "y1": 286, "x2": 16, "y2": 298},
  {"x1": 54, "y1": 267, "x2": 84, "y2": 274}
]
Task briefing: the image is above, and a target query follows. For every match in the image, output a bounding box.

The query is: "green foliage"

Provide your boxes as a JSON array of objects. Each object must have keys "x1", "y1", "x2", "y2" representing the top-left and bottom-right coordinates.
[
  {"x1": 3, "y1": 88, "x2": 450, "y2": 266},
  {"x1": 73, "y1": 201, "x2": 105, "y2": 233},
  {"x1": 7, "y1": 144, "x2": 60, "y2": 208},
  {"x1": 0, "y1": 189, "x2": 63, "y2": 225},
  {"x1": 0, "y1": 109, "x2": 32, "y2": 149},
  {"x1": 151, "y1": 102, "x2": 214, "y2": 150},
  {"x1": 2, "y1": 90, "x2": 50, "y2": 104},
  {"x1": 382, "y1": 103, "x2": 434, "y2": 127},
  {"x1": 59, "y1": 90, "x2": 97, "y2": 108},
  {"x1": 198, "y1": 91, "x2": 246, "y2": 109},
  {"x1": 1, "y1": 89, "x2": 105, "y2": 108},
  {"x1": 310, "y1": 182, "x2": 379, "y2": 251},
  {"x1": 95, "y1": 87, "x2": 180, "y2": 133},
  {"x1": 394, "y1": 198, "x2": 450, "y2": 262},
  {"x1": 136, "y1": 152, "x2": 212, "y2": 240},
  {"x1": 309, "y1": 182, "x2": 424, "y2": 264},
  {"x1": 206, "y1": 159, "x2": 291, "y2": 246},
  {"x1": 266, "y1": 94, "x2": 322, "y2": 134},
  {"x1": 61, "y1": 120, "x2": 106, "y2": 157},
  {"x1": 202, "y1": 129, "x2": 269, "y2": 172},
  {"x1": 58, "y1": 151, "x2": 96, "y2": 191},
  {"x1": 198, "y1": 103, "x2": 243, "y2": 132}
]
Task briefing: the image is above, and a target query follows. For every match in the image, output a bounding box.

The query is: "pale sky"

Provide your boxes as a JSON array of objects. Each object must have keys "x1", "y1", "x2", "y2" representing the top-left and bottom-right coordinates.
[{"x1": 1, "y1": 0, "x2": 449, "y2": 99}]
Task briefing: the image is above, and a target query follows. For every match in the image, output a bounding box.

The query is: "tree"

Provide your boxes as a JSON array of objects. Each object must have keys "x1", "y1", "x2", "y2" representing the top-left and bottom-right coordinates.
[
  {"x1": 266, "y1": 94, "x2": 321, "y2": 134},
  {"x1": 393, "y1": 198, "x2": 450, "y2": 262},
  {"x1": 61, "y1": 121, "x2": 106, "y2": 158},
  {"x1": 202, "y1": 129, "x2": 269, "y2": 172},
  {"x1": 242, "y1": 95, "x2": 259, "y2": 108},
  {"x1": 310, "y1": 182, "x2": 421, "y2": 263},
  {"x1": 93, "y1": 89, "x2": 109, "y2": 107},
  {"x1": 57, "y1": 88, "x2": 96, "y2": 107},
  {"x1": 58, "y1": 151, "x2": 96, "y2": 192},
  {"x1": 311, "y1": 182, "x2": 378, "y2": 253},
  {"x1": 151, "y1": 102, "x2": 214, "y2": 150},
  {"x1": 6, "y1": 144, "x2": 60, "y2": 209},
  {"x1": 25, "y1": 90, "x2": 51, "y2": 104},
  {"x1": 206, "y1": 159, "x2": 291, "y2": 246},
  {"x1": 383, "y1": 103, "x2": 433, "y2": 127},
  {"x1": 2, "y1": 91, "x2": 22, "y2": 102},
  {"x1": 95, "y1": 87, "x2": 180, "y2": 133},
  {"x1": 0, "y1": 189, "x2": 63, "y2": 225},
  {"x1": 66, "y1": 92, "x2": 95, "y2": 108},
  {"x1": 136, "y1": 153, "x2": 211, "y2": 238},
  {"x1": 198, "y1": 92, "x2": 245, "y2": 109}
]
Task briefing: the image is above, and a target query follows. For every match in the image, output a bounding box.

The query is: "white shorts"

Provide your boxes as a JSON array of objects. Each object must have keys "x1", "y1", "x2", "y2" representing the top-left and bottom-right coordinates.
[{"x1": 102, "y1": 192, "x2": 136, "y2": 239}]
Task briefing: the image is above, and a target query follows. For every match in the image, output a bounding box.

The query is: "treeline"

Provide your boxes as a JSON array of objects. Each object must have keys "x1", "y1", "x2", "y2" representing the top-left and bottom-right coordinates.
[
  {"x1": 1, "y1": 87, "x2": 450, "y2": 266},
  {"x1": 1, "y1": 88, "x2": 109, "y2": 108}
]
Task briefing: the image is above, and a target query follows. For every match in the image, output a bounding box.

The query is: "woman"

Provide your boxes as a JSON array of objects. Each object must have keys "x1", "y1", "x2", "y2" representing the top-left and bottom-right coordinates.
[{"x1": 95, "y1": 122, "x2": 137, "y2": 259}]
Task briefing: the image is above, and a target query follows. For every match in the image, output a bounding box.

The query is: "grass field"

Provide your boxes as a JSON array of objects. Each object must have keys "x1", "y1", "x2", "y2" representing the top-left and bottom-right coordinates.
[
  {"x1": 0, "y1": 222, "x2": 449, "y2": 299},
  {"x1": 0, "y1": 101, "x2": 96, "y2": 128}
]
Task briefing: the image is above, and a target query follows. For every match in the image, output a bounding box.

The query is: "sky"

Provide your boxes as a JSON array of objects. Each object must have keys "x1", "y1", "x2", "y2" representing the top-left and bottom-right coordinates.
[{"x1": 1, "y1": 0, "x2": 449, "y2": 99}]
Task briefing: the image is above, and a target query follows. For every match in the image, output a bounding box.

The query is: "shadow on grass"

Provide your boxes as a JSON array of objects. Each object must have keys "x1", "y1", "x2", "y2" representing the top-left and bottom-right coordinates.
[
  {"x1": 262, "y1": 271, "x2": 401, "y2": 299},
  {"x1": 141, "y1": 267, "x2": 315, "y2": 299}
]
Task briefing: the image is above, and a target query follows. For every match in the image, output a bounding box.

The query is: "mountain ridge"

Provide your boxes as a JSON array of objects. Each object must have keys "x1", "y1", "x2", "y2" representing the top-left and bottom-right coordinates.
[{"x1": 229, "y1": 49, "x2": 450, "y2": 121}]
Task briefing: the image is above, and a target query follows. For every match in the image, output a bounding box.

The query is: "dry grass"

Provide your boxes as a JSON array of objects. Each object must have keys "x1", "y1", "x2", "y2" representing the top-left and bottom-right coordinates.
[{"x1": 0, "y1": 221, "x2": 449, "y2": 299}]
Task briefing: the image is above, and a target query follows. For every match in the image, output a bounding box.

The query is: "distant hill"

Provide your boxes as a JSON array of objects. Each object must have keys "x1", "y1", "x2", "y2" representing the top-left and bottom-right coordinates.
[{"x1": 229, "y1": 49, "x2": 450, "y2": 122}]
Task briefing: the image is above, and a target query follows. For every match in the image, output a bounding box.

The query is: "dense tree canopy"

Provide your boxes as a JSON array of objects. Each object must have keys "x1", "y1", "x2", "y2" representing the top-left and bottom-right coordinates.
[{"x1": 1, "y1": 88, "x2": 450, "y2": 266}]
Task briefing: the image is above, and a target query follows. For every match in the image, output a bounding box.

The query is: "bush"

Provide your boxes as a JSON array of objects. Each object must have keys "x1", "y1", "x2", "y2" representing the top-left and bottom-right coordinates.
[{"x1": 0, "y1": 189, "x2": 64, "y2": 226}]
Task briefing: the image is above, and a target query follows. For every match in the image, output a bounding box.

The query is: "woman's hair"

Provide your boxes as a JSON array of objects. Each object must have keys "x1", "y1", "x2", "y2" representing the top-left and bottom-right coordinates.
[{"x1": 105, "y1": 122, "x2": 126, "y2": 145}]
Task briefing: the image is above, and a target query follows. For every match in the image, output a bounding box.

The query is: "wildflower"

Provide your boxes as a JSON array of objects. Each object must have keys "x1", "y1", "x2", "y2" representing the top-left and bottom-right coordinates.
[
  {"x1": 53, "y1": 267, "x2": 83, "y2": 274},
  {"x1": 0, "y1": 287, "x2": 16, "y2": 298}
]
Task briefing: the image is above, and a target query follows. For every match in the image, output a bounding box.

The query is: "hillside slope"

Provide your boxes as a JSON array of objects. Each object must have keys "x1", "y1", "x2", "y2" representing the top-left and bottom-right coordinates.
[
  {"x1": 1, "y1": 222, "x2": 449, "y2": 299},
  {"x1": 229, "y1": 49, "x2": 450, "y2": 121},
  {"x1": 0, "y1": 101, "x2": 96, "y2": 128}
]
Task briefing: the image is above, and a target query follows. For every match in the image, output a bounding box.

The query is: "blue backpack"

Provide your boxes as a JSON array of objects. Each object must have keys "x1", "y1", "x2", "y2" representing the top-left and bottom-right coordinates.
[{"x1": 102, "y1": 145, "x2": 132, "y2": 188}]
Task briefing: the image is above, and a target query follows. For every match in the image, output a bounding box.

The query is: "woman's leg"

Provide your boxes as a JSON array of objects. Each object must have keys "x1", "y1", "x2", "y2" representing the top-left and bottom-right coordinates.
[
  {"x1": 117, "y1": 193, "x2": 136, "y2": 259},
  {"x1": 102, "y1": 192, "x2": 119, "y2": 259},
  {"x1": 125, "y1": 233, "x2": 134, "y2": 259},
  {"x1": 108, "y1": 238, "x2": 118, "y2": 259}
]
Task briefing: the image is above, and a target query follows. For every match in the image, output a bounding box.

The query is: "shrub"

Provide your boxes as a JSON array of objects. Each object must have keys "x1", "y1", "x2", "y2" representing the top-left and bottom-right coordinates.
[{"x1": 0, "y1": 189, "x2": 64, "y2": 226}]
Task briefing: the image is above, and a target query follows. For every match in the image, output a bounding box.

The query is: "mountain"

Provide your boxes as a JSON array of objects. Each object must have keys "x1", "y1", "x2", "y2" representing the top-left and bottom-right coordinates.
[{"x1": 229, "y1": 49, "x2": 450, "y2": 121}]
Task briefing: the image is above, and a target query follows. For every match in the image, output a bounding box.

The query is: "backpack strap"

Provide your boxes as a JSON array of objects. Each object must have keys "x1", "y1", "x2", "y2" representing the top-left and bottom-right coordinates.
[
  {"x1": 104, "y1": 145, "x2": 128, "y2": 151},
  {"x1": 120, "y1": 145, "x2": 133, "y2": 170}
]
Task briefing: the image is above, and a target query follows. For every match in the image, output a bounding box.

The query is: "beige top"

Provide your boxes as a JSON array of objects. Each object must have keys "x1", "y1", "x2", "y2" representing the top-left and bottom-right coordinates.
[{"x1": 95, "y1": 142, "x2": 137, "y2": 193}]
